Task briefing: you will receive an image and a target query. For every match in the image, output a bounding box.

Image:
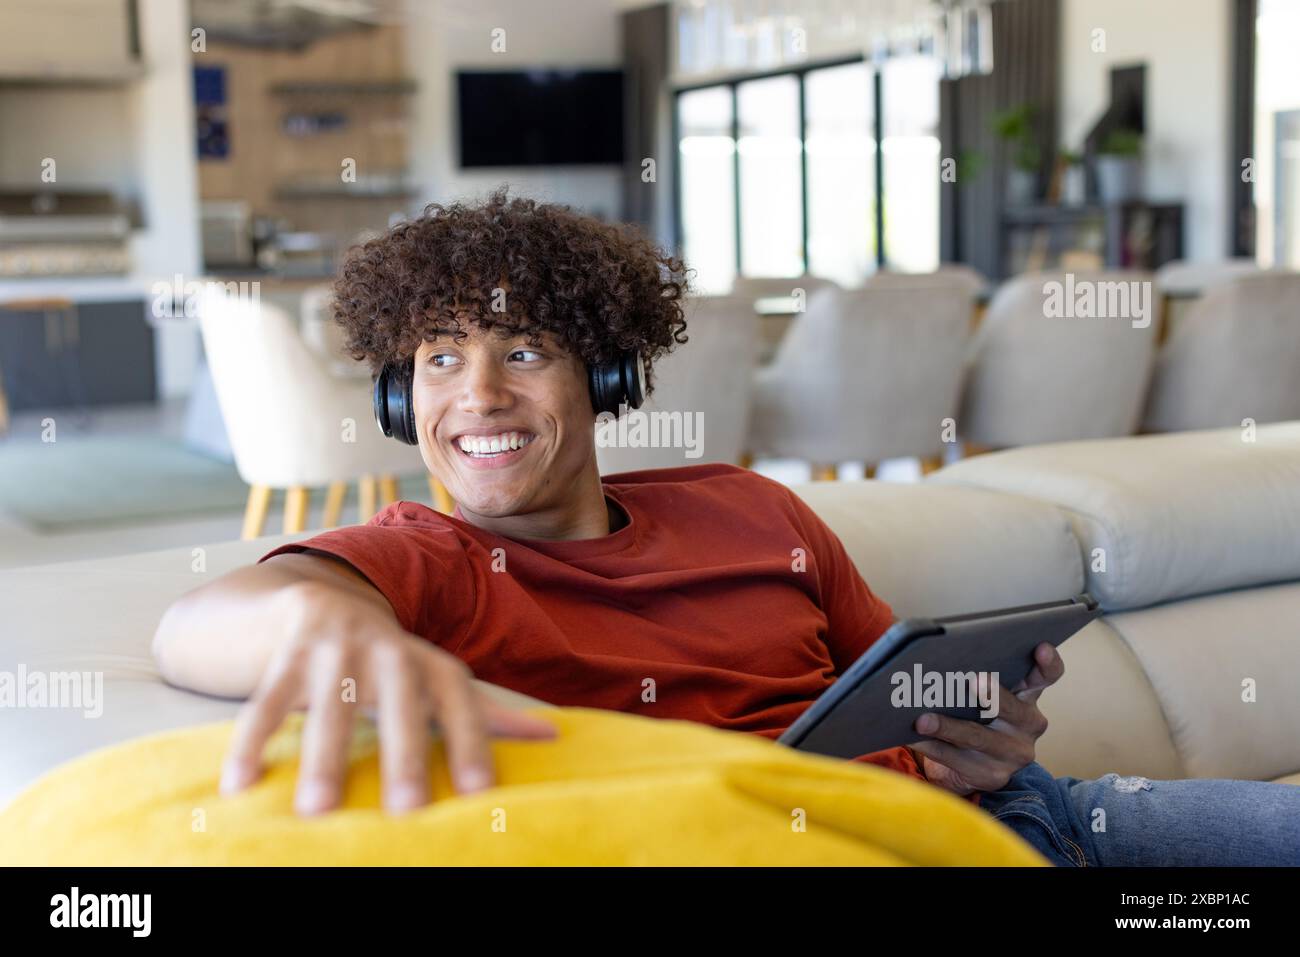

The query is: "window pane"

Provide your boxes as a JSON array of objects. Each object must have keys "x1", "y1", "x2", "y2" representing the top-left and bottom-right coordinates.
[
  {"x1": 736, "y1": 74, "x2": 804, "y2": 277},
  {"x1": 1255, "y1": 0, "x2": 1300, "y2": 267},
  {"x1": 882, "y1": 54, "x2": 942, "y2": 272},
  {"x1": 678, "y1": 86, "x2": 737, "y2": 294},
  {"x1": 805, "y1": 62, "x2": 875, "y2": 287}
]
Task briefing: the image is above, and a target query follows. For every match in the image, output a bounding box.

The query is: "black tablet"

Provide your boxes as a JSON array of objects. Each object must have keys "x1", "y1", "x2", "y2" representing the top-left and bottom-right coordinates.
[{"x1": 778, "y1": 594, "x2": 1101, "y2": 759}]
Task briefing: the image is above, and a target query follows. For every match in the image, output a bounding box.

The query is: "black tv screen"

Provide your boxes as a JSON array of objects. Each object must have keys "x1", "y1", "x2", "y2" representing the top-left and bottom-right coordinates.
[{"x1": 457, "y1": 69, "x2": 624, "y2": 168}]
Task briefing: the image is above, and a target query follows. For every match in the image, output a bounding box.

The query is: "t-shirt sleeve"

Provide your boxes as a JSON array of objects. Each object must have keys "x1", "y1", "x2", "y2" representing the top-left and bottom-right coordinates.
[
  {"x1": 255, "y1": 504, "x2": 475, "y2": 644},
  {"x1": 784, "y1": 489, "x2": 895, "y2": 676},
  {"x1": 781, "y1": 487, "x2": 941, "y2": 784}
]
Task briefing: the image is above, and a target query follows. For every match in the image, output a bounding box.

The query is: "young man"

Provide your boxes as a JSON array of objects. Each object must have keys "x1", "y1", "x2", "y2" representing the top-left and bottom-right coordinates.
[{"x1": 153, "y1": 191, "x2": 1300, "y2": 866}]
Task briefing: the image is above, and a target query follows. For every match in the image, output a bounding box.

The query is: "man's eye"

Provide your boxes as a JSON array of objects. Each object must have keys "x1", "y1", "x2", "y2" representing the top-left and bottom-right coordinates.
[
  {"x1": 509, "y1": 350, "x2": 543, "y2": 363},
  {"x1": 429, "y1": 354, "x2": 461, "y2": 367}
]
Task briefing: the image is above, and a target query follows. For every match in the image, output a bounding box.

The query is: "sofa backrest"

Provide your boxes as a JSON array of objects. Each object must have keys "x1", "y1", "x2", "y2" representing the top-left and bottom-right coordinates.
[
  {"x1": 929, "y1": 422, "x2": 1300, "y2": 611},
  {"x1": 792, "y1": 481, "x2": 1082, "y2": 617}
]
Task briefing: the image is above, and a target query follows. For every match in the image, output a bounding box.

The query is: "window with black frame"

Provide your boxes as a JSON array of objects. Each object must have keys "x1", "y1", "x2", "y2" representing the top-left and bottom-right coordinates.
[{"x1": 674, "y1": 54, "x2": 942, "y2": 292}]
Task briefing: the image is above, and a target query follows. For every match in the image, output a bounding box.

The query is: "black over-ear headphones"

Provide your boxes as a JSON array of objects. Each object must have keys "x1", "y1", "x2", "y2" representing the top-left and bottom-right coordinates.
[{"x1": 373, "y1": 350, "x2": 646, "y2": 445}]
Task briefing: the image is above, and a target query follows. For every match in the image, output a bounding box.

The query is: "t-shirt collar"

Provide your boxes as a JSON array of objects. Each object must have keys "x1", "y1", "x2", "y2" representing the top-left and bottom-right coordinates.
[{"x1": 448, "y1": 485, "x2": 637, "y2": 559}]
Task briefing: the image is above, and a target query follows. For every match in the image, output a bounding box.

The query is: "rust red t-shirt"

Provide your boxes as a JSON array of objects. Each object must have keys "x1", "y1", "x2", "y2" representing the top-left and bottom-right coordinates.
[{"x1": 259, "y1": 463, "x2": 925, "y2": 781}]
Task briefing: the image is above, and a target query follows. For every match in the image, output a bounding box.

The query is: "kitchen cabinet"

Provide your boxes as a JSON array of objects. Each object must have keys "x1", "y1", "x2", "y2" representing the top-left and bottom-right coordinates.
[
  {"x1": 0, "y1": 0, "x2": 141, "y2": 85},
  {"x1": 0, "y1": 299, "x2": 156, "y2": 411}
]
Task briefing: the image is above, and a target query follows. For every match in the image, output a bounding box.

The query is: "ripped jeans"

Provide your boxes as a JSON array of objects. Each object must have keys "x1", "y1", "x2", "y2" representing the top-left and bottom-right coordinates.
[{"x1": 977, "y1": 762, "x2": 1300, "y2": 866}]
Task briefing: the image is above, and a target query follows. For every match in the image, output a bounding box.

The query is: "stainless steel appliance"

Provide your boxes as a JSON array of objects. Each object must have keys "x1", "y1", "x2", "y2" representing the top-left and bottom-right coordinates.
[
  {"x1": 200, "y1": 200, "x2": 255, "y2": 269},
  {"x1": 0, "y1": 190, "x2": 133, "y2": 277}
]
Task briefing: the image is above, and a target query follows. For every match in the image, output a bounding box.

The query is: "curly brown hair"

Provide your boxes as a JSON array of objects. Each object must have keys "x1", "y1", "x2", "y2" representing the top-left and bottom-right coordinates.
[{"x1": 331, "y1": 188, "x2": 689, "y2": 393}]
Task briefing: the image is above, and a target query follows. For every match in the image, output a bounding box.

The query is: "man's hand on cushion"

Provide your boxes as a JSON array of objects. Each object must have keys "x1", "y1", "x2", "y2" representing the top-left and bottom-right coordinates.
[
  {"x1": 909, "y1": 642, "x2": 1063, "y2": 796},
  {"x1": 218, "y1": 580, "x2": 556, "y2": 816}
]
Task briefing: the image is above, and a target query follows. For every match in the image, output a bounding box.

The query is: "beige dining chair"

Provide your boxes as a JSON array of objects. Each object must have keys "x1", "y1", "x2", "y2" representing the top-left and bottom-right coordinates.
[
  {"x1": 747, "y1": 284, "x2": 972, "y2": 478},
  {"x1": 196, "y1": 286, "x2": 440, "y2": 539},
  {"x1": 1143, "y1": 273, "x2": 1300, "y2": 432},
  {"x1": 959, "y1": 271, "x2": 1157, "y2": 450},
  {"x1": 596, "y1": 294, "x2": 759, "y2": 475}
]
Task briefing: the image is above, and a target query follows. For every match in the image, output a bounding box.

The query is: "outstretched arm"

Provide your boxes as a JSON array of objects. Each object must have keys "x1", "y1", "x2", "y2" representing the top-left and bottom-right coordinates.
[{"x1": 151, "y1": 552, "x2": 554, "y2": 815}]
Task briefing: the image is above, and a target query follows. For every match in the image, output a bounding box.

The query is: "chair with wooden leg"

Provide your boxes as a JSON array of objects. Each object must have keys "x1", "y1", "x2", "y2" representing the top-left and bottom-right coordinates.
[
  {"x1": 196, "y1": 288, "x2": 427, "y2": 540},
  {"x1": 320, "y1": 480, "x2": 347, "y2": 529},
  {"x1": 959, "y1": 270, "x2": 1158, "y2": 450},
  {"x1": 596, "y1": 294, "x2": 760, "y2": 475},
  {"x1": 747, "y1": 285, "x2": 971, "y2": 479},
  {"x1": 1142, "y1": 273, "x2": 1300, "y2": 433}
]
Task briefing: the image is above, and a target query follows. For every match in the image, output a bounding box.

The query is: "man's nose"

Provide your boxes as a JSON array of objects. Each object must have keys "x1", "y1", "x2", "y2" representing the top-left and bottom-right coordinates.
[{"x1": 457, "y1": 360, "x2": 513, "y2": 416}]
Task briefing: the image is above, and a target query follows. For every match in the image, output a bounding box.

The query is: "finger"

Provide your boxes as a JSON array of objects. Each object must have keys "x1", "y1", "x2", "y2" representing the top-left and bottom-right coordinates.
[
  {"x1": 221, "y1": 659, "x2": 301, "y2": 795},
  {"x1": 913, "y1": 712, "x2": 1020, "y2": 762},
  {"x1": 988, "y1": 710, "x2": 1048, "y2": 744},
  {"x1": 989, "y1": 687, "x2": 1050, "y2": 740},
  {"x1": 909, "y1": 738, "x2": 1000, "y2": 786},
  {"x1": 483, "y1": 705, "x2": 558, "y2": 740},
  {"x1": 294, "y1": 648, "x2": 357, "y2": 816},
  {"x1": 375, "y1": 650, "x2": 431, "y2": 814},
  {"x1": 981, "y1": 680, "x2": 1032, "y2": 726},
  {"x1": 427, "y1": 660, "x2": 495, "y2": 795},
  {"x1": 1012, "y1": 643, "x2": 1065, "y2": 696}
]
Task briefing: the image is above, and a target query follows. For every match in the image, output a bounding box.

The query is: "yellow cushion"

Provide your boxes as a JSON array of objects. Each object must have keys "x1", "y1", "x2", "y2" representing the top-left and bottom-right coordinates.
[{"x1": 0, "y1": 707, "x2": 1044, "y2": 866}]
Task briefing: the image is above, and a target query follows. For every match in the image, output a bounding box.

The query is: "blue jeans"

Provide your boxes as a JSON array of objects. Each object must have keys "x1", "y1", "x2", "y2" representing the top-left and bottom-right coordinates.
[{"x1": 977, "y1": 762, "x2": 1300, "y2": 866}]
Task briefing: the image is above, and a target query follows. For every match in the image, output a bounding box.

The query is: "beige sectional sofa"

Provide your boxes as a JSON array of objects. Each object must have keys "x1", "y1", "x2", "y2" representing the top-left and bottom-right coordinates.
[{"x1": 2, "y1": 422, "x2": 1298, "y2": 808}]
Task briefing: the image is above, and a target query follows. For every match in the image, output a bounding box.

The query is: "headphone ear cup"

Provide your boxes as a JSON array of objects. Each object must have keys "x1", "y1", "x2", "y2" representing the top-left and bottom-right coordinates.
[
  {"x1": 588, "y1": 351, "x2": 645, "y2": 416},
  {"x1": 374, "y1": 363, "x2": 419, "y2": 445},
  {"x1": 621, "y1": 351, "x2": 646, "y2": 410},
  {"x1": 373, "y1": 366, "x2": 394, "y2": 437},
  {"x1": 588, "y1": 361, "x2": 616, "y2": 416},
  {"x1": 400, "y1": 373, "x2": 417, "y2": 445}
]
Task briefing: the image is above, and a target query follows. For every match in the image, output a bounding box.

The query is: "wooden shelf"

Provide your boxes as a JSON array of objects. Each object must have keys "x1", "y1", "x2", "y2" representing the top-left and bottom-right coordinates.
[
  {"x1": 0, "y1": 62, "x2": 145, "y2": 87},
  {"x1": 272, "y1": 186, "x2": 414, "y2": 200},
  {"x1": 268, "y1": 80, "x2": 416, "y2": 96}
]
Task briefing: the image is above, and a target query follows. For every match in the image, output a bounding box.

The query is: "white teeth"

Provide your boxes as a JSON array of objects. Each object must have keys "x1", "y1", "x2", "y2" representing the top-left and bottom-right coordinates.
[{"x1": 456, "y1": 432, "x2": 533, "y2": 456}]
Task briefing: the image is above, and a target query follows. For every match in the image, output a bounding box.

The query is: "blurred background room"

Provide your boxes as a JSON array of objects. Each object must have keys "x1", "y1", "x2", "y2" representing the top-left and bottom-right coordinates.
[{"x1": 0, "y1": 0, "x2": 1298, "y2": 568}]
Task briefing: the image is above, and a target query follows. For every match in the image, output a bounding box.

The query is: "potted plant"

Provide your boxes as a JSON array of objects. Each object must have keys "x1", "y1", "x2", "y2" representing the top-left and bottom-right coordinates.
[
  {"x1": 992, "y1": 104, "x2": 1041, "y2": 206},
  {"x1": 957, "y1": 148, "x2": 985, "y2": 184},
  {"x1": 1095, "y1": 128, "x2": 1143, "y2": 203},
  {"x1": 1058, "y1": 149, "x2": 1085, "y2": 205}
]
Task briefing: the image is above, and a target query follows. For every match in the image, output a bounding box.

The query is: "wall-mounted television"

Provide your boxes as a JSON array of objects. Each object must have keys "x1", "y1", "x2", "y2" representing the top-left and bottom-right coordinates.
[{"x1": 456, "y1": 69, "x2": 624, "y2": 168}]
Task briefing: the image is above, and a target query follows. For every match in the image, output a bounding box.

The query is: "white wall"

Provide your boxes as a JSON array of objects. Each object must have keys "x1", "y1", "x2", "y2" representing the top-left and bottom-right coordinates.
[
  {"x1": 129, "y1": 0, "x2": 204, "y2": 398},
  {"x1": 1059, "y1": 0, "x2": 1233, "y2": 262},
  {"x1": 403, "y1": 0, "x2": 628, "y2": 219},
  {"x1": 0, "y1": 89, "x2": 137, "y2": 192},
  {"x1": 127, "y1": 0, "x2": 202, "y2": 284},
  {"x1": 0, "y1": 0, "x2": 203, "y2": 398}
]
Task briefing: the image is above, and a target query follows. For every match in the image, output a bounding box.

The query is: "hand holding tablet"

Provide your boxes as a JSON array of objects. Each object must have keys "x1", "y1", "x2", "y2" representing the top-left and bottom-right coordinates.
[{"x1": 779, "y1": 595, "x2": 1101, "y2": 760}]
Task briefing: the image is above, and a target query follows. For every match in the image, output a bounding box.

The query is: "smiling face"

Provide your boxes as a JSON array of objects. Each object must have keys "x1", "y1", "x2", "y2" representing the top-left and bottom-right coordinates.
[{"x1": 411, "y1": 323, "x2": 606, "y2": 537}]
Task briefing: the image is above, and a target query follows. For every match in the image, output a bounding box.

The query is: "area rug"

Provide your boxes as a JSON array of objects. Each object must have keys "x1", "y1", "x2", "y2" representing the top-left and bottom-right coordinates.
[{"x1": 0, "y1": 436, "x2": 430, "y2": 532}]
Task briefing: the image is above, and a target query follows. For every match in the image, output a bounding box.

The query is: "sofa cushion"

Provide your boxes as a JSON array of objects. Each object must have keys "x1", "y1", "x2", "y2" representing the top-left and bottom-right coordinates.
[
  {"x1": 794, "y1": 481, "x2": 1084, "y2": 618},
  {"x1": 0, "y1": 707, "x2": 1044, "y2": 866},
  {"x1": 0, "y1": 532, "x2": 539, "y2": 807},
  {"x1": 1103, "y1": 581, "x2": 1300, "y2": 782},
  {"x1": 1035, "y1": 621, "x2": 1182, "y2": 781},
  {"x1": 929, "y1": 423, "x2": 1300, "y2": 610}
]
